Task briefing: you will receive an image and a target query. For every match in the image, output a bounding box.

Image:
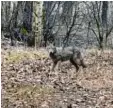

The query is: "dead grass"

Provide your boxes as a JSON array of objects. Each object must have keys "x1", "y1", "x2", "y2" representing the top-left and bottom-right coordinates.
[{"x1": 3, "y1": 49, "x2": 48, "y2": 64}]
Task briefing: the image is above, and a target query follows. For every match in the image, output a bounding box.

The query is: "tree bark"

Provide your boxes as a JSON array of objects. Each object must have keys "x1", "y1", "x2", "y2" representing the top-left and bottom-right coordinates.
[{"x1": 32, "y1": 1, "x2": 43, "y2": 48}]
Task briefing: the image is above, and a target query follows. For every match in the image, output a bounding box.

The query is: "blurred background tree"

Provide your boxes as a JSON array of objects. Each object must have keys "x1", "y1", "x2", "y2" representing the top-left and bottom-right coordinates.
[{"x1": 1, "y1": 1, "x2": 113, "y2": 49}]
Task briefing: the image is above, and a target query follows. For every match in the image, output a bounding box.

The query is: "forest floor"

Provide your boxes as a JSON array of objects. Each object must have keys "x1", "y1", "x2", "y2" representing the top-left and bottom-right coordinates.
[{"x1": 1, "y1": 41, "x2": 113, "y2": 108}]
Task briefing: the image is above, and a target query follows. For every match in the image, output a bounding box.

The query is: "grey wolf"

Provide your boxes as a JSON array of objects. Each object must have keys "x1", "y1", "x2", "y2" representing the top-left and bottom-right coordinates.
[{"x1": 47, "y1": 44, "x2": 87, "y2": 72}]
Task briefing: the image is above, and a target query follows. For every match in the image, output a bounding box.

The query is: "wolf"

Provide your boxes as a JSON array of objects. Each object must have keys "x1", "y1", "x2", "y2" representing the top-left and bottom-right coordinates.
[{"x1": 47, "y1": 44, "x2": 87, "y2": 72}]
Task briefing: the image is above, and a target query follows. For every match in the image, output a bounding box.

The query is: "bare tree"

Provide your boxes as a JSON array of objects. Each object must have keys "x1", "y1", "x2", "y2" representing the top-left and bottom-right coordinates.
[
  {"x1": 9, "y1": 2, "x2": 22, "y2": 46},
  {"x1": 60, "y1": 2, "x2": 85, "y2": 47},
  {"x1": 43, "y1": 1, "x2": 61, "y2": 46},
  {"x1": 85, "y1": 1, "x2": 113, "y2": 49},
  {"x1": 43, "y1": 1, "x2": 85, "y2": 48}
]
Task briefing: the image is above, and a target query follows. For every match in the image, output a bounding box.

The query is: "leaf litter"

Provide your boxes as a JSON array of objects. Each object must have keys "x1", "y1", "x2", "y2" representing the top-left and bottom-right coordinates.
[{"x1": 1, "y1": 47, "x2": 113, "y2": 108}]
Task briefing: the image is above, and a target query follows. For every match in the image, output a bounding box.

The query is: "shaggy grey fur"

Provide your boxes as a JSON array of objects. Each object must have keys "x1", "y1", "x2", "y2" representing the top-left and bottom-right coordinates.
[{"x1": 47, "y1": 44, "x2": 87, "y2": 72}]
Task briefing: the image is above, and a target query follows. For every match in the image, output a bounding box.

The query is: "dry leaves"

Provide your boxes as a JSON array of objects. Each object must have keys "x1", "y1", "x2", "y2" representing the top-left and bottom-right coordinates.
[{"x1": 1, "y1": 47, "x2": 113, "y2": 108}]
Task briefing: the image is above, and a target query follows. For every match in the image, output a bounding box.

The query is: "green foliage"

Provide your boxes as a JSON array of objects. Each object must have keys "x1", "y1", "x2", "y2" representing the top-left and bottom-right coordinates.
[{"x1": 20, "y1": 27, "x2": 28, "y2": 36}]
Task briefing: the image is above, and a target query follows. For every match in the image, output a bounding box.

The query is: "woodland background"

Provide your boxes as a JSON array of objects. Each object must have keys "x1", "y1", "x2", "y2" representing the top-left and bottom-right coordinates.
[
  {"x1": 1, "y1": 1, "x2": 113, "y2": 49},
  {"x1": 1, "y1": 1, "x2": 113, "y2": 108}
]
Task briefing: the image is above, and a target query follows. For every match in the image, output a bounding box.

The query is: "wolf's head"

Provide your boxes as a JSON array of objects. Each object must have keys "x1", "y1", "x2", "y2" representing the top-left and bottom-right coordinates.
[{"x1": 46, "y1": 43, "x2": 56, "y2": 54}]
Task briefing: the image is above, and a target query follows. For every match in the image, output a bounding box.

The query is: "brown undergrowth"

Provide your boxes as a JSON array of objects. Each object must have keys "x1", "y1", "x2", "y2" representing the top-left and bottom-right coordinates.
[{"x1": 1, "y1": 47, "x2": 113, "y2": 108}]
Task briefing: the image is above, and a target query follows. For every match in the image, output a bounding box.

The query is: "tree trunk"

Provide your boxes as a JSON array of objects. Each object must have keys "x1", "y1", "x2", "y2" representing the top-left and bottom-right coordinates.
[
  {"x1": 10, "y1": 2, "x2": 20, "y2": 46},
  {"x1": 101, "y1": 1, "x2": 108, "y2": 47},
  {"x1": 32, "y1": 1, "x2": 43, "y2": 49},
  {"x1": 23, "y1": 1, "x2": 33, "y2": 32},
  {"x1": 1, "y1": 1, "x2": 11, "y2": 32},
  {"x1": 101, "y1": 1, "x2": 108, "y2": 27}
]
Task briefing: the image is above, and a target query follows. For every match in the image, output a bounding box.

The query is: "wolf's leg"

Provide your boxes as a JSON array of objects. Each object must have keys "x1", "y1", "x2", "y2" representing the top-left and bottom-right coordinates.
[
  {"x1": 70, "y1": 58, "x2": 79, "y2": 72},
  {"x1": 80, "y1": 59, "x2": 87, "y2": 68},
  {"x1": 57, "y1": 60, "x2": 62, "y2": 71},
  {"x1": 51, "y1": 61, "x2": 58, "y2": 71}
]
